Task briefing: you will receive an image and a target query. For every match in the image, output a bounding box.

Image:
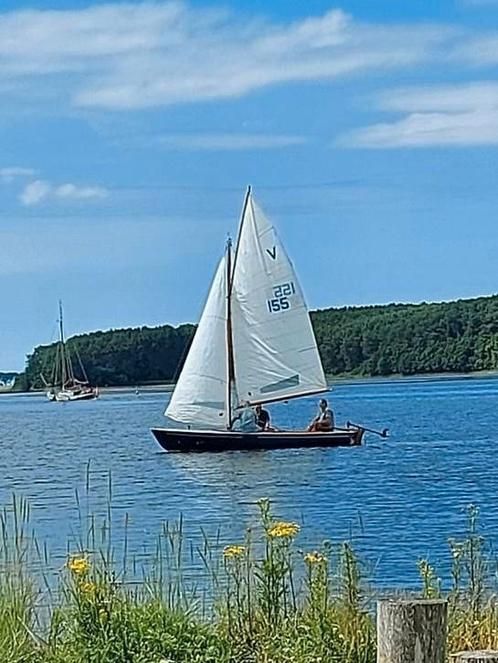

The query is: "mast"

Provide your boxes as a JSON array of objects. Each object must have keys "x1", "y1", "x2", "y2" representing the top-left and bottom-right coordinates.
[
  {"x1": 58, "y1": 300, "x2": 66, "y2": 388},
  {"x1": 225, "y1": 237, "x2": 234, "y2": 429},
  {"x1": 225, "y1": 185, "x2": 252, "y2": 429}
]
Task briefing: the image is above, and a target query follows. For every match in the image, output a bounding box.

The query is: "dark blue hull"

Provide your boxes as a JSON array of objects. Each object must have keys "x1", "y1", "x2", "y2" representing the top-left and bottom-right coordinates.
[{"x1": 150, "y1": 427, "x2": 364, "y2": 452}]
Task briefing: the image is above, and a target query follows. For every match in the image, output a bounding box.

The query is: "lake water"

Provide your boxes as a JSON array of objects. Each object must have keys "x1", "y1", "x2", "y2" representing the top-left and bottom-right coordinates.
[{"x1": 1, "y1": 376, "x2": 498, "y2": 589}]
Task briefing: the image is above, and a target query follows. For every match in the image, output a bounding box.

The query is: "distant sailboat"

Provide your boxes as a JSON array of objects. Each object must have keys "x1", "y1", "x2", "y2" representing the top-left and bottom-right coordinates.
[
  {"x1": 151, "y1": 187, "x2": 364, "y2": 451},
  {"x1": 45, "y1": 301, "x2": 99, "y2": 402}
]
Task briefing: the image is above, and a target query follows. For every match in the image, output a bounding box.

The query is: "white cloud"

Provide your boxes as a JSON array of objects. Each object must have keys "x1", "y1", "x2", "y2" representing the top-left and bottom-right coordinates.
[
  {"x1": 0, "y1": 166, "x2": 36, "y2": 182},
  {"x1": 376, "y1": 82, "x2": 498, "y2": 112},
  {"x1": 157, "y1": 133, "x2": 306, "y2": 150},
  {"x1": 20, "y1": 180, "x2": 52, "y2": 206},
  {"x1": 342, "y1": 111, "x2": 498, "y2": 148},
  {"x1": 340, "y1": 82, "x2": 498, "y2": 148},
  {"x1": 457, "y1": 34, "x2": 498, "y2": 66},
  {"x1": 0, "y1": 3, "x2": 457, "y2": 111},
  {"x1": 20, "y1": 180, "x2": 108, "y2": 206},
  {"x1": 55, "y1": 183, "x2": 108, "y2": 200}
]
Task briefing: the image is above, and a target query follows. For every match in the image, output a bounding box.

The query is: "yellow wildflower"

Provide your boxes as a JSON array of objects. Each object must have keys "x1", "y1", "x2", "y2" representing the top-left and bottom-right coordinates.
[
  {"x1": 67, "y1": 556, "x2": 90, "y2": 575},
  {"x1": 304, "y1": 551, "x2": 327, "y2": 565},
  {"x1": 268, "y1": 521, "x2": 300, "y2": 539},
  {"x1": 223, "y1": 545, "x2": 246, "y2": 560},
  {"x1": 80, "y1": 581, "x2": 96, "y2": 595}
]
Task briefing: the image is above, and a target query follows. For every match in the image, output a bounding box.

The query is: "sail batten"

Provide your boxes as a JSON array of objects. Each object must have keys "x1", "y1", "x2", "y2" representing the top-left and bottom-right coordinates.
[{"x1": 246, "y1": 386, "x2": 330, "y2": 408}]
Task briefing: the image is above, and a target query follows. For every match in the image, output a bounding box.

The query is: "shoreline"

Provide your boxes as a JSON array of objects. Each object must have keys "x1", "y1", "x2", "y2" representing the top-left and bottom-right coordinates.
[
  {"x1": 2, "y1": 369, "x2": 498, "y2": 397},
  {"x1": 326, "y1": 368, "x2": 498, "y2": 385}
]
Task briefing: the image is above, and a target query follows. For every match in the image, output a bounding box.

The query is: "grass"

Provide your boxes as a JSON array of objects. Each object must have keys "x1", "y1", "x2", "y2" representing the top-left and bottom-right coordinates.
[{"x1": 1, "y1": 487, "x2": 498, "y2": 662}]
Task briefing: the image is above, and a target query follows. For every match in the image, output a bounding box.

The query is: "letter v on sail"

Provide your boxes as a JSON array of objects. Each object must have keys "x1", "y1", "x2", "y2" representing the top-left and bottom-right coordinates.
[{"x1": 151, "y1": 187, "x2": 365, "y2": 452}]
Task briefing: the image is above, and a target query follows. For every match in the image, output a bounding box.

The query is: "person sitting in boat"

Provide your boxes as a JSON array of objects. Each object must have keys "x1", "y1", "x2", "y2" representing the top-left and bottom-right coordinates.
[
  {"x1": 307, "y1": 398, "x2": 334, "y2": 432},
  {"x1": 255, "y1": 404, "x2": 271, "y2": 431},
  {"x1": 232, "y1": 401, "x2": 258, "y2": 432}
]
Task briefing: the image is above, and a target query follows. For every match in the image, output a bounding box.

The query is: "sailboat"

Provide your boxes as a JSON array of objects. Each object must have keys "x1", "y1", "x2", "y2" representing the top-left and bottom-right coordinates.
[
  {"x1": 151, "y1": 188, "x2": 364, "y2": 452},
  {"x1": 45, "y1": 301, "x2": 99, "y2": 402}
]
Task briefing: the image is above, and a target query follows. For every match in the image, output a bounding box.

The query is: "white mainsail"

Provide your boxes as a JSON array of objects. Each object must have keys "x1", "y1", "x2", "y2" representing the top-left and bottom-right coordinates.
[
  {"x1": 165, "y1": 256, "x2": 229, "y2": 428},
  {"x1": 231, "y1": 194, "x2": 328, "y2": 405}
]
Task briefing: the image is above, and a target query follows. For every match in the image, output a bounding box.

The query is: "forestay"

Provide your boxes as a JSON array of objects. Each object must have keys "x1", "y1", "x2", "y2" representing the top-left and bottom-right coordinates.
[
  {"x1": 165, "y1": 257, "x2": 229, "y2": 428},
  {"x1": 231, "y1": 195, "x2": 327, "y2": 404}
]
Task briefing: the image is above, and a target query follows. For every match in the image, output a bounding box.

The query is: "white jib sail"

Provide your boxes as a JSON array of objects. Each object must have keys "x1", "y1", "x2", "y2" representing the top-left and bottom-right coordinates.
[
  {"x1": 165, "y1": 256, "x2": 229, "y2": 428},
  {"x1": 231, "y1": 194, "x2": 328, "y2": 404}
]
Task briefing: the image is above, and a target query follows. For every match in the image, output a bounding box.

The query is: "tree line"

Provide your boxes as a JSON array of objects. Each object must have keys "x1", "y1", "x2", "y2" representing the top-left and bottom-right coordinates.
[{"x1": 18, "y1": 294, "x2": 498, "y2": 390}]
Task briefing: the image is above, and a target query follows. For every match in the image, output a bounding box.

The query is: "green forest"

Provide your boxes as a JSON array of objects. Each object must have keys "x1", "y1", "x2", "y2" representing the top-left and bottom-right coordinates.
[{"x1": 19, "y1": 294, "x2": 498, "y2": 390}]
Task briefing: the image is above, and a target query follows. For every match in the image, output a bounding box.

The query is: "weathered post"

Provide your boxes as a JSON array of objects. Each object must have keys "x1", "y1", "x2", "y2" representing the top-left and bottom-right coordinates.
[
  {"x1": 377, "y1": 598, "x2": 447, "y2": 663},
  {"x1": 452, "y1": 653, "x2": 498, "y2": 662}
]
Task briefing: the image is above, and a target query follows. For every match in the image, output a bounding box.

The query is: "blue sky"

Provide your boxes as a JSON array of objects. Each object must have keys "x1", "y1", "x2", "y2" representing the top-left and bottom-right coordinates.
[{"x1": 1, "y1": 0, "x2": 498, "y2": 370}]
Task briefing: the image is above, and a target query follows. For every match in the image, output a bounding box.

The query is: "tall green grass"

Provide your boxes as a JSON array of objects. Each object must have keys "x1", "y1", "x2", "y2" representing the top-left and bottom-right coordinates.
[
  {"x1": 0, "y1": 484, "x2": 498, "y2": 662},
  {"x1": 418, "y1": 504, "x2": 498, "y2": 654},
  {"x1": 0, "y1": 495, "x2": 46, "y2": 663}
]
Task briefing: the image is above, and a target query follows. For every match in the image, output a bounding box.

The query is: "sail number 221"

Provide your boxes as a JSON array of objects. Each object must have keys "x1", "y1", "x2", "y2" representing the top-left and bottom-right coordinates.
[{"x1": 267, "y1": 282, "x2": 296, "y2": 313}]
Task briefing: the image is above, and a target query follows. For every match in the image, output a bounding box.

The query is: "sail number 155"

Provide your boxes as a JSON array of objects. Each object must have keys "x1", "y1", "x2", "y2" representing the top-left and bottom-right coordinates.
[{"x1": 267, "y1": 282, "x2": 296, "y2": 313}]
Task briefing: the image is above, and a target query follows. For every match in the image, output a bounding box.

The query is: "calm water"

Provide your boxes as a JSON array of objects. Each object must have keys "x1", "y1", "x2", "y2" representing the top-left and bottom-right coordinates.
[{"x1": 1, "y1": 376, "x2": 498, "y2": 588}]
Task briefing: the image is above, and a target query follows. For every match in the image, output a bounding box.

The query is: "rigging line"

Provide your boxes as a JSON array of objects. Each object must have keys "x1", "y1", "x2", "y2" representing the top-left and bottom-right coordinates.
[
  {"x1": 52, "y1": 341, "x2": 60, "y2": 388},
  {"x1": 225, "y1": 185, "x2": 251, "y2": 426},
  {"x1": 228, "y1": 185, "x2": 251, "y2": 298},
  {"x1": 248, "y1": 190, "x2": 274, "y2": 279},
  {"x1": 171, "y1": 325, "x2": 196, "y2": 384},
  {"x1": 39, "y1": 319, "x2": 60, "y2": 387},
  {"x1": 66, "y1": 345, "x2": 76, "y2": 385},
  {"x1": 49, "y1": 320, "x2": 58, "y2": 343},
  {"x1": 74, "y1": 345, "x2": 89, "y2": 383}
]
